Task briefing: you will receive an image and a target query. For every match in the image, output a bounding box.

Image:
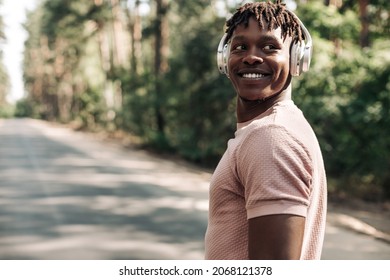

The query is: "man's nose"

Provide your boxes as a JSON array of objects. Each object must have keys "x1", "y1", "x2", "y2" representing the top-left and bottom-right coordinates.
[{"x1": 243, "y1": 48, "x2": 264, "y2": 65}]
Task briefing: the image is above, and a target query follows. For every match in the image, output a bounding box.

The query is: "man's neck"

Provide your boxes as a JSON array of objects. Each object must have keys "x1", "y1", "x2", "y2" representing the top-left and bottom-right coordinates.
[{"x1": 236, "y1": 84, "x2": 292, "y2": 123}]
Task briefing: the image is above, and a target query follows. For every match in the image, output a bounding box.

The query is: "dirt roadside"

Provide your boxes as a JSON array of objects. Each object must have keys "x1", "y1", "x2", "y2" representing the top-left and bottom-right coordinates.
[{"x1": 327, "y1": 197, "x2": 390, "y2": 244}]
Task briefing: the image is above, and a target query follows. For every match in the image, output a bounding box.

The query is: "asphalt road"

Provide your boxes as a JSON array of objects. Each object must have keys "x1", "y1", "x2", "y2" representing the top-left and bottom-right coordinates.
[{"x1": 0, "y1": 118, "x2": 389, "y2": 260}]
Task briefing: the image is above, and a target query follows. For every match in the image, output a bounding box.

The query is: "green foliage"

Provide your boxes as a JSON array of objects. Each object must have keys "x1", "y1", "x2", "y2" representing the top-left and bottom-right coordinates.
[
  {"x1": 118, "y1": 70, "x2": 157, "y2": 139},
  {"x1": 0, "y1": 104, "x2": 14, "y2": 118},
  {"x1": 297, "y1": 1, "x2": 359, "y2": 42},
  {"x1": 72, "y1": 87, "x2": 107, "y2": 130},
  {"x1": 164, "y1": 20, "x2": 236, "y2": 165},
  {"x1": 294, "y1": 2, "x2": 390, "y2": 200},
  {"x1": 117, "y1": 0, "x2": 237, "y2": 165},
  {"x1": 0, "y1": 8, "x2": 9, "y2": 104},
  {"x1": 0, "y1": 59, "x2": 9, "y2": 105},
  {"x1": 14, "y1": 98, "x2": 40, "y2": 118},
  {"x1": 23, "y1": 0, "x2": 114, "y2": 123},
  {"x1": 341, "y1": 0, "x2": 390, "y2": 42},
  {"x1": 334, "y1": 57, "x2": 390, "y2": 200}
]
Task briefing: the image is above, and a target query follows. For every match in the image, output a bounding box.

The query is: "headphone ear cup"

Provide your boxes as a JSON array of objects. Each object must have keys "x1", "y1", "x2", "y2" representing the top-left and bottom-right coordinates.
[
  {"x1": 223, "y1": 43, "x2": 231, "y2": 77},
  {"x1": 301, "y1": 44, "x2": 312, "y2": 73},
  {"x1": 217, "y1": 34, "x2": 232, "y2": 77},
  {"x1": 217, "y1": 34, "x2": 229, "y2": 75},
  {"x1": 290, "y1": 41, "x2": 305, "y2": 76}
]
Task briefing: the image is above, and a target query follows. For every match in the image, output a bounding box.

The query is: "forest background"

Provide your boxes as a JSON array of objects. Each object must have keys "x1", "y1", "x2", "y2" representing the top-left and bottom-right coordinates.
[{"x1": 0, "y1": 0, "x2": 389, "y2": 202}]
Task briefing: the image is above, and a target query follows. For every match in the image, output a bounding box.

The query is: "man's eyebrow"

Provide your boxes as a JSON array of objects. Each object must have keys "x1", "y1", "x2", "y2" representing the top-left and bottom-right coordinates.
[
  {"x1": 230, "y1": 35, "x2": 246, "y2": 42},
  {"x1": 230, "y1": 34, "x2": 283, "y2": 43},
  {"x1": 259, "y1": 34, "x2": 283, "y2": 43}
]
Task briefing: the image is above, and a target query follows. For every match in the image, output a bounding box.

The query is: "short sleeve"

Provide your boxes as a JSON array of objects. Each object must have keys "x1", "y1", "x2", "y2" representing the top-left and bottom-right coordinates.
[{"x1": 236, "y1": 124, "x2": 313, "y2": 219}]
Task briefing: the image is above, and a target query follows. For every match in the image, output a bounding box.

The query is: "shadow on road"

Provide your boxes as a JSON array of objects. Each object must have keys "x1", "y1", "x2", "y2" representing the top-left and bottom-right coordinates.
[
  {"x1": 0, "y1": 119, "x2": 208, "y2": 259},
  {"x1": 1, "y1": 119, "x2": 389, "y2": 260}
]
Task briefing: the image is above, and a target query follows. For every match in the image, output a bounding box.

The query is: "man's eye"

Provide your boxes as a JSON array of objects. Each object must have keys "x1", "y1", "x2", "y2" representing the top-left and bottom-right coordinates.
[
  {"x1": 263, "y1": 45, "x2": 277, "y2": 51},
  {"x1": 233, "y1": 44, "x2": 246, "y2": 51}
]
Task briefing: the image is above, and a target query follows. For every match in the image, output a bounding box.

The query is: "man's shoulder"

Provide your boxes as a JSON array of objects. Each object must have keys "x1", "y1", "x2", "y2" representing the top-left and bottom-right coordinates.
[
  {"x1": 239, "y1": 105, "x2": 319, "y2": 155},
  {"x1": 248, "y1": 104, "x2": 309, "y2": 137}
]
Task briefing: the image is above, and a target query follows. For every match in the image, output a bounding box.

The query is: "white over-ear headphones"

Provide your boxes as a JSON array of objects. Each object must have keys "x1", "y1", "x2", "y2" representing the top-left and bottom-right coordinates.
[{"x1": 217, "y1": 13, "x2": 312, "y2": 77}]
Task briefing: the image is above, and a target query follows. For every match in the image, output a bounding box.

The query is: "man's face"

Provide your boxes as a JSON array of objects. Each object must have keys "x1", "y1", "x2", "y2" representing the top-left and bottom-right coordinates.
[{"x1": 227, "y1": 17, "x2": 292, "y2": 101}]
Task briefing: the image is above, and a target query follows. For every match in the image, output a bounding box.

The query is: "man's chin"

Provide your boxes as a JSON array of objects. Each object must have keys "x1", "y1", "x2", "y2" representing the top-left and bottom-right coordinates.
[{"x1": 238, "y1": 93, "x2": 272, "y2": 103}]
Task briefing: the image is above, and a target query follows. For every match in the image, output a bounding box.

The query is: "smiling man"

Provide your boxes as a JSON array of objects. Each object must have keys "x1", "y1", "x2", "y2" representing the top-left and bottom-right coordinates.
[{"x1": 205, "y1": 1, "x2": 327, "y2": 260}]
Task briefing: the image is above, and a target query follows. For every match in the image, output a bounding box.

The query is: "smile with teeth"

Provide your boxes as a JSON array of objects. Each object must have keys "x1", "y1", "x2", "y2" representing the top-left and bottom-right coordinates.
[{"x1": 242, "y1": 73, "x2": 266, "y2": 79}]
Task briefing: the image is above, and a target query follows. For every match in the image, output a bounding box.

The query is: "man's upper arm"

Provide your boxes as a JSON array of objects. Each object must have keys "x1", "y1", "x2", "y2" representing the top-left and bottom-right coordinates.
[
  {"x1": 248, "y1": 214, "x2": 305, "y2": 260},
  {"x1": 238, "y1": 125, "x2": 311, "y2": 259}
]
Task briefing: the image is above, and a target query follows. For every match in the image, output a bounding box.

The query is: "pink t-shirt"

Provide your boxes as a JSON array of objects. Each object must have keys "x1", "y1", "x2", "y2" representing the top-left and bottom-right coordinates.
[{"x1": 205, "y1": 100, "x2": 327, "y2": 259}]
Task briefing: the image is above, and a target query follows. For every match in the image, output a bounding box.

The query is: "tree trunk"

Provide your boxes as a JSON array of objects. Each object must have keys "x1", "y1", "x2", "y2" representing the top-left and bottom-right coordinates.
[
  {"x1": 154, "y1": 0, "x2": 169, "y2": 136},
  {"x1": 110, "y1": 0, "x2": 129, "y2": 68},
  {"x1": 127, "y1": 0, "x2": 144, "y2": 75},
  {"x1": 54, "y1": 38, "x2": 73, "y2": 122},
  {"x1": 94, "y1": 0, "x2": 125, "y2": 111}
]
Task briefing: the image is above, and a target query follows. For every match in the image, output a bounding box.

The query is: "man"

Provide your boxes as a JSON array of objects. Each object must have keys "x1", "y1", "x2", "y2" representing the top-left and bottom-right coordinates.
[{"x1": 205, "y1": 1, "x2": 327, "y2": 260}]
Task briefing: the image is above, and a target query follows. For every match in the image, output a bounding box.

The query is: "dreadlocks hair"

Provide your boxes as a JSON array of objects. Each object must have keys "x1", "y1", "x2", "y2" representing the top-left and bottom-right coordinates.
[{"x1": 224, "y1": 0, "x2": 304, "y2": 45}]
